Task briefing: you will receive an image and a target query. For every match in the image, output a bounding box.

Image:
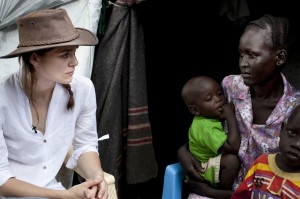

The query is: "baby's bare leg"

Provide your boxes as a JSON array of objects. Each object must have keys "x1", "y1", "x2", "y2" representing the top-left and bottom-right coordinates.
[{"x1": 218, "y1": 154, "x2": 240, "y2": 189}]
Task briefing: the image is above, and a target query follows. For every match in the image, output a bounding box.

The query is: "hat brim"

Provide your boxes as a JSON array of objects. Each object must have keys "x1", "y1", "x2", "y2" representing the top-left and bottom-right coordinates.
[{"x1": 0, "y1": 28, "x2": 98, "y2": 58}]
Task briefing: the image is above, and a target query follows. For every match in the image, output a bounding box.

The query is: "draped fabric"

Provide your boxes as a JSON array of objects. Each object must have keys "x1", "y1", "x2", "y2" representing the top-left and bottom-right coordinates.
[
  {"x1": 0, "y1": 0, "x2": 77, "y2": 30},
  {"x1": 91, "y1": 2, "x2": 157, "y2": 196}
]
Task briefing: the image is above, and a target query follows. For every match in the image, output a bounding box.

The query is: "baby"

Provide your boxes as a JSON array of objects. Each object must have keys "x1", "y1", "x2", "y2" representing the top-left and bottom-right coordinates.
[{"x1": 181, "y1": 76, "x2": 240, "y2": 198}]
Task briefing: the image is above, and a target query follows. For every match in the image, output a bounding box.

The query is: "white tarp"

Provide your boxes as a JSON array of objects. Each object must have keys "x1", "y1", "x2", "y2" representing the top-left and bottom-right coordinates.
[
  {"x1": 0, "y1": 0, "x2": 78, "y2": 30},
  {"x1": 0, "y1": 0, "x2": 102, "y2": 79}
]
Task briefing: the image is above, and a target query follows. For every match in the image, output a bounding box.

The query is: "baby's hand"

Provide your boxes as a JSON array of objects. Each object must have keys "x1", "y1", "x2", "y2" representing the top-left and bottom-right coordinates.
[{"x1": 219, "y1": 102, "x2": 235, "y2": 120}]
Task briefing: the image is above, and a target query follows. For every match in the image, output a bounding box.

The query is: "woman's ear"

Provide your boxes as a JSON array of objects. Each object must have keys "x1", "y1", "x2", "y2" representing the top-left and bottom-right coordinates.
[
  {"x1": 29, "y1": 52, "x2": 40, "y2": 68},
  {"x1": 188, "y1": 105, "x2": 200, "y2": 115},
  {"x1": 276, "y1": 49, "x2": 287, "y2": 66}
]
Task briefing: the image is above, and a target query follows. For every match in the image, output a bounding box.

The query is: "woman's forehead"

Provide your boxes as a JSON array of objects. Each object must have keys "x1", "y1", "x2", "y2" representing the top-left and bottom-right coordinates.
[
  {"x1": 41, "y1": 46, "x2": 78, "y2": 55},
  {"x1": 56, "y1": 45, "x2": 79, "y2": 51},
  {"x1": 240, "y1": 28, "x2": 273, "y2": 49}
]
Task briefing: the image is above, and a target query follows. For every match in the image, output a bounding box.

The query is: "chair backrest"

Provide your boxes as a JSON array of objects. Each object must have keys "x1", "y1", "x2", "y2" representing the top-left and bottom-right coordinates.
[{"x1": 162, "y1": 163, "x2": 184, "y2": 199}]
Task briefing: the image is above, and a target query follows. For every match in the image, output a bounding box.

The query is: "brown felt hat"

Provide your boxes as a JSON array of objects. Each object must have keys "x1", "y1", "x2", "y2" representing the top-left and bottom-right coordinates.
[{"x1": 0, "y1": 8, "x2": 98, "y2": 58}]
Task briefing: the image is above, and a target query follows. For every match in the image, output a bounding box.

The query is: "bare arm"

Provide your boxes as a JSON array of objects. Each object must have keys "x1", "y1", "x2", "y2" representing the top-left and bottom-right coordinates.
[
  {"x1": 177, "y1": 143, "x2": 205, "y2": 181},
  {"x1": 178, "y1": 144, "x2": 234, "y2": 199},
  {"x1": 219, "y1": 103, "x2": 240, "y2": 154},
  {"x1": 0, "y1": 177, "x2": 101, "y2": 199},
  {"x1": 77, "y1": 151, "x2": 108, "y2": 199},
  {"x1": 77, "y1": 151, "x2": 103, "y2": 179}
]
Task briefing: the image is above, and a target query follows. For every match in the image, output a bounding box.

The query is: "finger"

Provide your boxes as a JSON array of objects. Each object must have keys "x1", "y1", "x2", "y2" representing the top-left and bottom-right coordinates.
[
  {"x1": 100, "y1": 191, "x2": 109, "y2": 199},
  {"x1": 87, "y1": 188, "x2": 98, "y2": 199},
  {"x1": 97, "y1": 181, "x2": 108, "y2": 199},
  {"x1": 84, "y1": 189, "x2": 91, "y2": 199},
  {"x1": 191, "y1": 158, "x2": 202, "y2": 172},
  {"x1": 90, "y1": 185, "x2": 98, "y2": 197},
  {"x1": 84, "y1": 178, "x2": 101, "y2": 188}
]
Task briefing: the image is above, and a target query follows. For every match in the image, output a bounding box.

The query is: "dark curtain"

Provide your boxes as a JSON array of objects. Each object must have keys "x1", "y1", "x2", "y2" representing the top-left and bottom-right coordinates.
[{"x1": 91, "y1": 1, "x2": 157, "y2": 197}]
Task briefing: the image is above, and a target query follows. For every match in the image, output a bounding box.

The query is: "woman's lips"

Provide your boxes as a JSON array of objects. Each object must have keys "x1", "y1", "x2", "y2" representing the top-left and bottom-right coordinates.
[
  {"x1": 66, "y1": 71, "x2": 74, "y2": 75},
  {"x1": 241, "y1": 73, "x2": 251, "y2": 78}
]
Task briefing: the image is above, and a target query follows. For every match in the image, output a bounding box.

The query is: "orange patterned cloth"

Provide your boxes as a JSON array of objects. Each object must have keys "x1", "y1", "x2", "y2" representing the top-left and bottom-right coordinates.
[{"x1": 231, "y1": 154, "x2": 300, "y2": 199}]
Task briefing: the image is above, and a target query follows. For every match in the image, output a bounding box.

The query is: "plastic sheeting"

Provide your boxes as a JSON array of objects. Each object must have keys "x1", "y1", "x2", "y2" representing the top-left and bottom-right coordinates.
[
  {"x1": 0, "y1": 0, "x2": 102, "y2": 79},
  {"x1": 0, "y1": 0, "x2": 77, "y2": 30}
]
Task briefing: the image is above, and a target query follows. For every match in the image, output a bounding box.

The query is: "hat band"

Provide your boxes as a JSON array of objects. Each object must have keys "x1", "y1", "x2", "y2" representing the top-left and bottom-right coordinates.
[{"x1": 17, "y1": 30, "x2": 80, "y2": 47}]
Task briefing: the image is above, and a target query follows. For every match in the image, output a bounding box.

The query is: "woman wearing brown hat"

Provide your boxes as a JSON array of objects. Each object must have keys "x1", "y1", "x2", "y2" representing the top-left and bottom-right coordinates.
[{"x1": 0, "y1": 8, "x2": 108, "y2": 199}]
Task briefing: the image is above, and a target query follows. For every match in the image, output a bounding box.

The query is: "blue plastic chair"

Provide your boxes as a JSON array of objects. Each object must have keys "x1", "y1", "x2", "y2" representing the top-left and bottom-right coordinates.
[
  {"x1": 162, "y1": 163, "x2": 214, "y2": 199},
  {"x1": 162, "y1": 163, "x2": 184, "y2": 199}
]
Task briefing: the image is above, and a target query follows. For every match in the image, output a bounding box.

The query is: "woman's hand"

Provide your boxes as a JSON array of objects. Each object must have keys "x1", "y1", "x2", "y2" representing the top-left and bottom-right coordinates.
[
  {"x1": 67, "y1": 178, "x2": 102, "y2": 199},
  {"x1": 177, "y1": 143, "x2": 205, "y2": 181},
  {"x1": 86, "y1": 176, "x2": 108, "y2": 199},
  {"x1": 76, "y1": 152, "x2": 108, "y2": 198},
  {"x1": 97, "y1": 176, "x2": 108, "y2": 199}
]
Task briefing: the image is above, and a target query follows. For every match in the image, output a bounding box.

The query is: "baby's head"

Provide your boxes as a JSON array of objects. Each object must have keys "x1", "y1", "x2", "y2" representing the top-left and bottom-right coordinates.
[
  {"x1": 278, "y1": 104, "x2": 300, "y2": 170},
  {"x1": 181, "y1": 76, "x2": 226, "y2": 119}
]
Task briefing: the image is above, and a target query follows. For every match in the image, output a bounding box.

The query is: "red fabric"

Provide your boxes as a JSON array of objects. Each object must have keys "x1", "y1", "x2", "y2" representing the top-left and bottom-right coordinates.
[
  {"x1": 231, "y1": 154, "x2": 300, "y2": 199},
  {"x1": 268, "y1": 175, "x2": 284, "y2": 194}
]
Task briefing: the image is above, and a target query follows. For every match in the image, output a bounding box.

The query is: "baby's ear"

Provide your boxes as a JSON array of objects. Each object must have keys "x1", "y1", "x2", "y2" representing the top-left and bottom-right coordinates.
[
  {"x1": 188, "y1": 105, "x2": 199, "y2": 115},
  {"x1": 276, "y1": 49, "x2": 287, "y2": 66}
]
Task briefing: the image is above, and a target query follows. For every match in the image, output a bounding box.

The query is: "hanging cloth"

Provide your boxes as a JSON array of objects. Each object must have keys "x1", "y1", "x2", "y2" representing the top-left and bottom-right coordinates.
[{"x1": 91, "y1": 1, "x2": 157, "y2": 195}]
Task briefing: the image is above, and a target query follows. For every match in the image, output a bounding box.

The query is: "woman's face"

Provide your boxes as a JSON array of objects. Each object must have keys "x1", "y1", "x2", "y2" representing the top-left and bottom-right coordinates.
[
  {"x1": 238, "y1": 28, "x2": 279, "y2": 87},
  {"x1": 30, "y1": 46, "x2": 78, "y2": 85}
]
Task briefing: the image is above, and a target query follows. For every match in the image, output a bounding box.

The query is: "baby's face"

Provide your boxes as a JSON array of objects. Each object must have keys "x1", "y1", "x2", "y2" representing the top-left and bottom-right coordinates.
[{"x1": 194, "y1": 80, "x2": 226, "y2": 119}]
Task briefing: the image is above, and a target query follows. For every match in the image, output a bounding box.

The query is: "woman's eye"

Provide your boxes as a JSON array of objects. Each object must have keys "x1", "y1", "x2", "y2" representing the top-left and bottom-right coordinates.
[
  {"x1": 288, "y1": 130, "x2": 296, "y2": 136},
  {"x1": 248, "y1": 53, "x2": 256, "y2": 59},
  {"x1": 62, "y1": 53, "x2": 70, "y2": 58}
]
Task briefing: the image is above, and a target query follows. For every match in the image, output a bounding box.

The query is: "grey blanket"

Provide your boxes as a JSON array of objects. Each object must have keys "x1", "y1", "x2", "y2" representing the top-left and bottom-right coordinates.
[{"x1": 91, "y1": 4, "x2": 157, "y2": 194}]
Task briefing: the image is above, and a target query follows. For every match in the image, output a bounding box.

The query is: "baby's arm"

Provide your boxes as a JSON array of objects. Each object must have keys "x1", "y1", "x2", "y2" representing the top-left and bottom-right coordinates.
[{"x1": 219, "y1": 103, "x2": 240, "y2": 154}]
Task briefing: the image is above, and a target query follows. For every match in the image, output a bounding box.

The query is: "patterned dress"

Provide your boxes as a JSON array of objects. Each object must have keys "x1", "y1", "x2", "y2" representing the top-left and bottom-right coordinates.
[{"x1": 222, "y1": 74, "x2": 300, "y2": 188}]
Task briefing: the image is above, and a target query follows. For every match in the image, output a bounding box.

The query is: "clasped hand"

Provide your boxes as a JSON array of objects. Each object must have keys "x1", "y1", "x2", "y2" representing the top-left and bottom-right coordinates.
[{"x1": 69, "y1": 176, "x2": 108, "y2": 199}]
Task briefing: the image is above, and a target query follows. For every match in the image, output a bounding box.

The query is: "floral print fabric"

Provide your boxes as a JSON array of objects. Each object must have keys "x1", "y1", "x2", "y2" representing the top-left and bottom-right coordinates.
[{"x1": 221, "y1": 74, "x2": 300, "y2": 188}]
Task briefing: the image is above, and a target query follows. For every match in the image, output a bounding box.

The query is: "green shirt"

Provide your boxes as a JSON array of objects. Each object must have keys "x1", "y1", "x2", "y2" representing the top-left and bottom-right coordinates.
[{"x1": 189, "y1": 116, "x2": 227, "y2": 162}]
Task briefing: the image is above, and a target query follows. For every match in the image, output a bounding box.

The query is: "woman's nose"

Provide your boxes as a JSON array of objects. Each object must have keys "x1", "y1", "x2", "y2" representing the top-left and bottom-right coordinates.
[
  {"x1": 69, "y1": 56, "x2": 78, "y2": 67},
  {"x1": 239, "y1": 56, "x2": 249, "y2": 69}
]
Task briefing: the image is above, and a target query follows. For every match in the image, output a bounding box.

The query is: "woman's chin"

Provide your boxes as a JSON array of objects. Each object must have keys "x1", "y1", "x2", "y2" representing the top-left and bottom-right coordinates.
[
  {"x1": 59, "y1": 77, "x2": 73, "y2": 84},
  {"x1": 242, "y1": 78, "x2": 254, "y2": 87}
]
